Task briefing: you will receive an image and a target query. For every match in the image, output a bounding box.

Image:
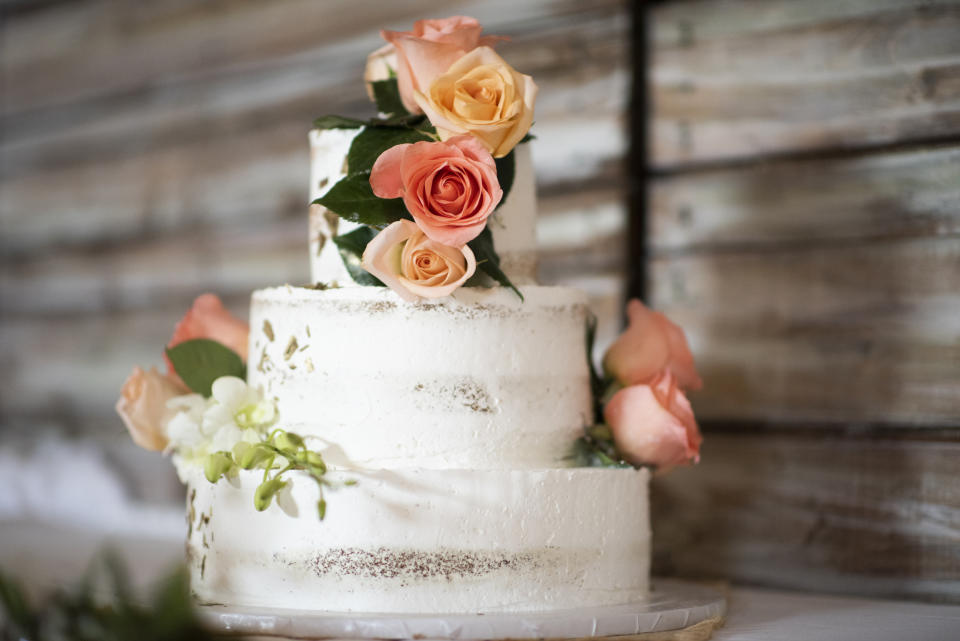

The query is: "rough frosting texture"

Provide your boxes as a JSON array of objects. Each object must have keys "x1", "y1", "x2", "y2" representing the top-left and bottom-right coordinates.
[
  {"x1": 308, "y1": 128, "x2": 538, "y2": 286},
  {"x1": 187, "y1": 467, "x2": 650, "y2": 613},
  {"x1": 248, "y1": 285, "x2": 592, "y2": 469}
]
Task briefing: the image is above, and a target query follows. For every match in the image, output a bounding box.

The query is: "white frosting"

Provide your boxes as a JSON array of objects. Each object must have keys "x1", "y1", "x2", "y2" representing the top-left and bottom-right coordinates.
[
  {"x1": 308, "y1": 128, "x2": 538, "y2": 286},
  {"x1": 187, "y1": 467, "x2": 650, "y2": 613},
  {"x1": 248, "y1": 285, "x2": 592, "y2": 470}
]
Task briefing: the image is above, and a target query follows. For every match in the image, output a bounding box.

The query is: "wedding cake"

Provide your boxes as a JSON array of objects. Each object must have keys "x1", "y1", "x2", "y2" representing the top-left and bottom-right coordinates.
[{"x1": 115, "y1": 15, "x2": 703, "y2": 616}]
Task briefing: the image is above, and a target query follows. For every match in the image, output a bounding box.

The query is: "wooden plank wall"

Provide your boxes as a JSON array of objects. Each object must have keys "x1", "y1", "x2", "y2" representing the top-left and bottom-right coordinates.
[
  {"x1": 646, "y1": 0, "x2": 960, "y2": 602},
  {"x1": 0, "y1": 1, "x2": 632, "y2": 502}
]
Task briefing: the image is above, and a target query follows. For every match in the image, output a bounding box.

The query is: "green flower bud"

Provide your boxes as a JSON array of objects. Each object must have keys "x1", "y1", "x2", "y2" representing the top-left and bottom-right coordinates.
[
  {"x1": 317, "y1": 498, "x2": 327, "y2": 520},
  {"x1": 239, "y1": 443, "x2": 274, "y2": 470},
  {"x1": 233, "y1": 441, "x2": 251, "y2": 460},
  {"x1": 273, "y1": 431, "x2": 304, "y2": 452},
  {"x1": 254, "y1": 479, "x2": 287, "y2": 512},
  {"x1": 204, "y1": 452, "x2": 235, "y2": 484},
  {"x1": 305, "y1": 451, "x2": 326, "y2": 474}
]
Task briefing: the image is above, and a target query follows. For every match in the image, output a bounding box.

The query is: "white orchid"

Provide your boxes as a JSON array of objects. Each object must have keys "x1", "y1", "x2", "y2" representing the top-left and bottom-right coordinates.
[{"x1": 163, "y1": 376, "x2": 276, "y2": 477}]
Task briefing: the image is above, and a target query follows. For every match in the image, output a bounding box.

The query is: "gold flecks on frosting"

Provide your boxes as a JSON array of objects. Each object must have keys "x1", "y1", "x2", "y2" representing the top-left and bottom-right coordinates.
[
  {"x1": 305, "y1": 358, "x2": 315, "y2": 372},
  {"x1": 262, "y1": 320, "x2": 275, "y2": 342},
  {"x1": 284, "y1": 337, "x2": 299, "y2": 361}
]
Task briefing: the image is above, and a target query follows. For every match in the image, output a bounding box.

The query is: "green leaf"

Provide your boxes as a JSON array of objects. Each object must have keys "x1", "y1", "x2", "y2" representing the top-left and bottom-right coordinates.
[
  {"x1": 468, "y1": 227, "x2": 523, "y2": 301},
  {"x1": 494, "y1": 150, "x2": 515, "y2": 211},
  {"x1": 165, "y1": 338, "x2": 245, "y2": 397},
  {"x1": 313, "y1": 172, "x2": 408, "y2": 227},
  {"x1": 333, "y1": 226, "x2": 386, "y2": 286},
  {"x1": 586, "y1": 311, "x2": 605, "y2": 423},
  {"x1": 313, "y1": 114, "x2": 365, "y2": 130},
  {"x1": 346, "y1": 126, "x2": 432, "y2": 174},
  {"x1": 371, "y1": 78, "x2": 409, "y2": 117}
]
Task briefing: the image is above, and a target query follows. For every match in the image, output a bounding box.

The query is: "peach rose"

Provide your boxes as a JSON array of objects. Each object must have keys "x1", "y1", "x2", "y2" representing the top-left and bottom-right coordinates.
[
  {"x1": 414, "y1": 46, "x2": 537, "y2": 158},
  {"x1": 116, "y1": 366, "x2": 187, "y2": 451},
  {"x1": 165, "y1": 294, "x2": 249, "y2": 386},
  {"x1": 361, "y1": 219, "x2": 476, "y2": 302},
  {"x1": 603, "y1": 299, "x2": 702, "y2": 391},
  {"x1": 381, "y1": 16, "x2": 504, "y2": 114},
  {"x1": 364, "y1": 43, "x2": 398, "y2": 102},
  {"x1": 370, "y1": 136, "x2": 502, "y2": 247},
  {"x1": 604, "y1": 371, "x2": 702, "y2": 473}
]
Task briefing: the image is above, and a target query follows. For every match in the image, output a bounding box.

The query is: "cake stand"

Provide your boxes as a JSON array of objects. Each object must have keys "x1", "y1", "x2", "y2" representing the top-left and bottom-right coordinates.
[{"x1": 198, "y1": 578, "x2": 726, "y2": 640}]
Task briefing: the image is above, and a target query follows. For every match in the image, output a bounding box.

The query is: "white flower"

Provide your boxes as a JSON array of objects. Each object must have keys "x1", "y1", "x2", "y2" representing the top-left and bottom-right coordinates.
[
  {"x1": 162, "y1": 376, "x2": 277, "y2": 474},
  {"x1": 275, "y1": 479, "x2": 299, "y2": 518}
]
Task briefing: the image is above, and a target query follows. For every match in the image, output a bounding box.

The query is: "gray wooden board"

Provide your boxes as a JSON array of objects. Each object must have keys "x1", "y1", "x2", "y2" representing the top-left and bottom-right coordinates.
[
  {"x1": 649, "y1": 0, "x2": 960, "y2": 167},
  {"x1": 649, "y1": 144, "x2": 960, "y2": 250},
  {"x1": 651, "y1": 432, "x2": 960, "y2": 604},
  {"x1": 648, "y1": 236, "x2": 960, "y2": 426}
]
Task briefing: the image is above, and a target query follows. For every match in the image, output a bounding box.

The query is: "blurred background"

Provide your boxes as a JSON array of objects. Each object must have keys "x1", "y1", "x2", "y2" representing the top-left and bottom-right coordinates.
[{"x1": 1, "y1": 0, "x2": 959, "y2": 606}]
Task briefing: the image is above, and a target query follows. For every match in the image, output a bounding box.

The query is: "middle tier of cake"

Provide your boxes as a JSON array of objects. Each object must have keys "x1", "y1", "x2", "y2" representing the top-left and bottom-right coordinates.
[{"x1": 249, "y1": 285, "x2": 592, "y2": 470}]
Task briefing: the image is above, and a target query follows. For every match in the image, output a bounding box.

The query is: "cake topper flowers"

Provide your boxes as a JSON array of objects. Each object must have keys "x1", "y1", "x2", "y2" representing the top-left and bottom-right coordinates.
[
  {"x1": 312, "y1": 15, "x2": 534, "y2": 302},
  {"x1": 116, "y1": 294, "x2": 339, "y2": 520},
  {"x1": 572, "y1": 300, "x2": 703, "y2": 475}
]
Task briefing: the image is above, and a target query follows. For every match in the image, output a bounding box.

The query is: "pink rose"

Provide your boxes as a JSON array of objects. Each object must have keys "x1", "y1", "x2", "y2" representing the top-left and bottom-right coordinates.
[
  {"x1": 370, "y1": 136, "x2": 502, "y2": 247},
  {"x1": 604, "y1": 371, "x2": 702, "y2": 473},
  {"x1": 165, "y1": 294, "x2": 249, "y2": 386},
  {"x1": 116, "y1": 366, "x2": 186, "y2": 452},
  {"x1": 603, "y1": 299, "x2": 702, "y2": 391},
  {"x1": 381, "y1": 16, "x2": 504, "y2": 114},
  {"x1": 361, "y1": 219, "x2": 476, "y2": 302}
]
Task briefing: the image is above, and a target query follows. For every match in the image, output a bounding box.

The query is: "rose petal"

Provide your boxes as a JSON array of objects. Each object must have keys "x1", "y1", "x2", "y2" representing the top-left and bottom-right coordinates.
[
  {"x1": 370, "y1": 143, "x2": 410, "y2": 198},
  {"x1": 402, "y1": 243, "x2": 476, "y2": 299}
]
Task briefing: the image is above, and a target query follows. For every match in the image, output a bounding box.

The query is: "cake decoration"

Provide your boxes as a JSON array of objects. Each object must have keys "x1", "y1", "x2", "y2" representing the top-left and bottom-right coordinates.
[
  {"x1": 571, "y1": 300, "x2": 703, "y2": 473},
  {"x1": 312, "y1": 16, "x2": 535, "y2": 301},
  {"x1": 117, "y1": 294, "x2": 338, "y2": 520}
]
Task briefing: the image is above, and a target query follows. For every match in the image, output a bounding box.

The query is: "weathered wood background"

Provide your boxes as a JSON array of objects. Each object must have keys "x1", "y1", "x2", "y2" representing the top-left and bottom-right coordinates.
[
  {"x1": 0, "y1": 3, "x2": 631, "y2": 512},
  {"x1": 647, "y1": 0, "x2": 960, "y2": 603}
]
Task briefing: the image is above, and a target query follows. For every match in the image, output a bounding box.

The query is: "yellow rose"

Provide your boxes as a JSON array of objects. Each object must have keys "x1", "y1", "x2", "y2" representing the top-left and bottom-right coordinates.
[{"x1": 414, "y1": 46, "x2": 537, "y2": 158}]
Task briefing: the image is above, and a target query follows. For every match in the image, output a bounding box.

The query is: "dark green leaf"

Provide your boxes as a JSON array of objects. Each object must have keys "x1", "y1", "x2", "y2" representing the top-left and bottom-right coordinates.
[
  {"x1": 367, "y1": 113, "x2": 428, "y2": 129},
  {"x1": 467, "y1": 227, "x2": 523, "y2": 301},
  {"x1": 346, "y1": 126, "x2": 432, "y2": 174},
  {"x1": 333, "y1": 226, "x2": 386, "y2": 286},
  {"x1": 165, "y1": 339, "x2": 245, "y2": 397},
  {"x1": 494, "y1": 150, "x2": 515, "y2": 211},
  {"x1": 519, "y1": 132, "x2": 536, "y2": 144},
  {"x1": 313, "y1": 173, "x2": 408, "y2": 227},
  {"x1": 586, "y1": 311, "x2": 605, "y2": 423},
  {"x1": 371, "y1": 78, "x2": 409, "y2": 117},
  {"x1": 313, "y1": 114, "x2": 365, "y2": 130}
]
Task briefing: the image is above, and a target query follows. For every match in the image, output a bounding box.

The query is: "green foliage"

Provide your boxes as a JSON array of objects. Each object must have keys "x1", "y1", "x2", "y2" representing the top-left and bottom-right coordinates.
[
  {"x1": 585, "y1": 311, "x2": 606, "y2": 424},
  {"x1": 493, "y1": 149, "x2": 515, "y2": 211},
  {"x1": 568, "y1": 424, "x2": 633, "y2": 469},
  {"x1": 312, "y1": 114, "x2": 365, "y2": 130},
  {"x1": 164, "y1": 339, "x2": 245, "y2": 397},
  {"x1": 467, "y1": 227, "x2": 523, "y2": 300},
  {"x1": 312, "y1": 172, "x2": 408, "y2": 228},
  {"x1": 346, "y1": 126, "x2": 432, "y2": 174},
  {"x1": 204, "y1": 429, "x2": 341, "y2": 519},
  {"x1": 0, "y1": 552, "x2": 230, "y2": 641},
  {"x1": 333, "y1": 226, "x2": 386, "y2": 287},
  {"x1": 371, "y1": 77, "x2": 409, "y2": 118}
]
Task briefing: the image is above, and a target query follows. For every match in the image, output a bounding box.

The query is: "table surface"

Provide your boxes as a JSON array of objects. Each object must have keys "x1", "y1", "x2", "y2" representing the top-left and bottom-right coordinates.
[{"x1": 2, "y1": 520, "x2": 959, "y2": 641}]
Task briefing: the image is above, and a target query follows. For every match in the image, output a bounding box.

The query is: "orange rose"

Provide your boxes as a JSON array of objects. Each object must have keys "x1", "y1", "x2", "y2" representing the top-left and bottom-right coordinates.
[
  {"x1": 165, "y1": 294, "x2": 249, "y2": 386},
  {"x1": 380, "y1": 16, "x2": 504, "y2": 114},
  {"x1": 603, "y1": 299, "x2": 702, "y2": 391},
  {"x1": 361, "y1": 219, "x2": 476, "y2": 302},
  {"x1": 604, "y1": 371, "x2": 702, "y2": 473},
  {"x1": 414, "y1": 46, "x2": 536, "y2": 158},
  {"x1": 116, "y1": 366, "x2": 186, "y2": 451},
  {"x1": 370, "y1": 136, "x2": 501, "y2": 247}
]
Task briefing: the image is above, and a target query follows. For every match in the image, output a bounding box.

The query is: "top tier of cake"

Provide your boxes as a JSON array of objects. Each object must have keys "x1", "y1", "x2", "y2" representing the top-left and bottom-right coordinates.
[{"x1": 308, "y1": 128, "x2": 538, "y2": 287}]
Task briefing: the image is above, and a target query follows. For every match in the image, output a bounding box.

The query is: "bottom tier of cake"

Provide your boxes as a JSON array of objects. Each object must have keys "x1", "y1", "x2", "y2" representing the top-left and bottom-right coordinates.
[{"x1": 187, "y1": 467, "x2": 650, "y2": 614}]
